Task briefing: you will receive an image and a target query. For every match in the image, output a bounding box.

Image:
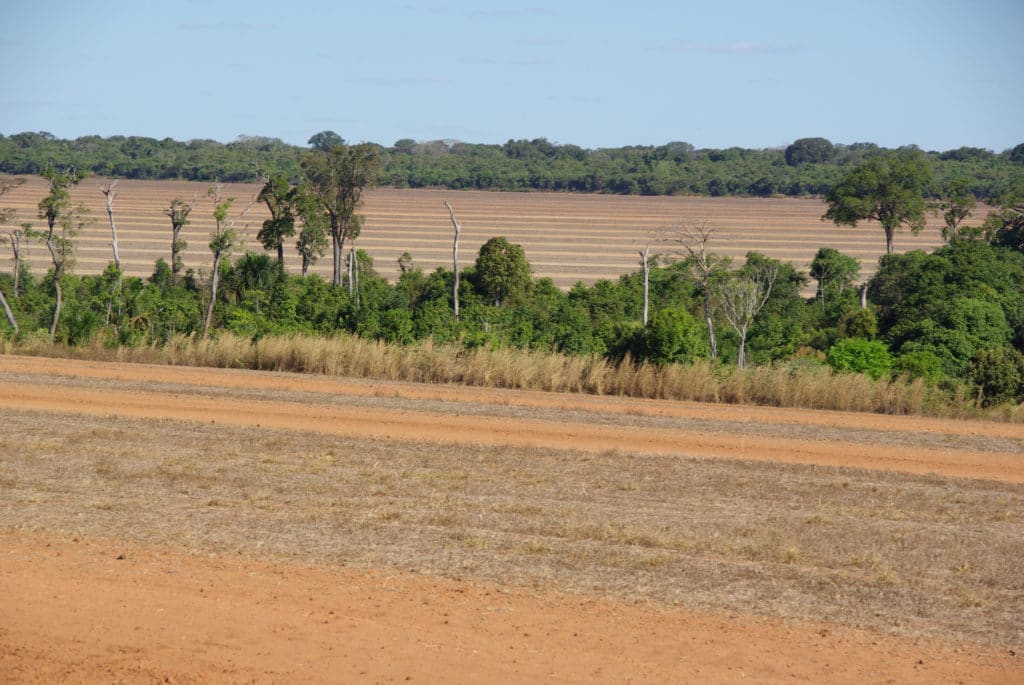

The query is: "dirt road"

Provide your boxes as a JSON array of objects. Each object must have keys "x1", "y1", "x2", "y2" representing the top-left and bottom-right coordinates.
[
  {"x1": 1, "y1": 355, "x2": 1021, "y2": 483},
  {"x1": 1, "y1": 355, "x2": 1021, "y2": 683}
]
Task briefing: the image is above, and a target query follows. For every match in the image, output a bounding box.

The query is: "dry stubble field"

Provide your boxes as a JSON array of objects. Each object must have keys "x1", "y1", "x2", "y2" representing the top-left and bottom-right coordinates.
[
  {"x1": 1, "y1": 175, "x2": 954, "y2": 290},
  {"x1": 1, "y1": 354, "x2": 1022, "y2": 683}
]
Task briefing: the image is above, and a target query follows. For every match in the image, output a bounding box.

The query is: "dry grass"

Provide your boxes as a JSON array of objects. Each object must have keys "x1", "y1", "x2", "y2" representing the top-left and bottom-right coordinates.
[
  {"x1": 4, "y1": 331, "x2": 1007, "y2": 421},
  {"x1": 1, "y1": 408, "x2": 1021, "y2": 647}
]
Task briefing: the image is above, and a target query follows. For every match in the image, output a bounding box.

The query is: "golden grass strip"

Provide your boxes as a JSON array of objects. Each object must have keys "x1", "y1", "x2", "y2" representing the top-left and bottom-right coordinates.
[{"x1": 2, "y1": 332, "x2": 1017, "y2": 421}]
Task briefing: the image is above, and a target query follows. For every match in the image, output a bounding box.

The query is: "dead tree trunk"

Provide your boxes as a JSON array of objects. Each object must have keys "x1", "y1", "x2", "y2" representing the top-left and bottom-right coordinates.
[
  {"x1": 45, "y1": 237, "x2": 63, "y2": 340},
  {"x1": 0, "y1": 288, "x2": 17, "y2": 333},
  {"x1": 639, "y1": 244, "x2": 651, "y2": 327},
  {"x1": 99, "y1": 181, "x2": 121, "y2": 270},
  {"x1": 7, "y1": 229, "x2": 23, "y2": 296},
  {"x1": 163, "y1": 196, "x2": 197, "y2": 277},
  {"x1": 202, "y1": 251, "x2": 224, "y2": 339},
  {"x1": 346, "y1": 246, "x2": 354, "y2": 297},
  {"x1": 444, "y1": 201, "x2": 462, "y2": 320},
  {"x1": 860, "y1": 283, "x2": 868, "y2": 309},
  {"x1": 98, "y1": 181, "x2": 123, "y2": 324}
]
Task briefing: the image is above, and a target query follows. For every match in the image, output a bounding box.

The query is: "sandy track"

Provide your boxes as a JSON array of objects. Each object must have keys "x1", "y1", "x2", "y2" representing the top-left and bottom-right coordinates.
[{"x1": 1, "y1": 355, "x2": 1021, "y2": 483}]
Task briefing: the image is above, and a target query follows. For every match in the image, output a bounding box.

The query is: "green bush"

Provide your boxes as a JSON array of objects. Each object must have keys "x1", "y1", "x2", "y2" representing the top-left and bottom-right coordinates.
[
  {"x1": 967, "y1": 347, "x2": 1024, "y2": 407},
  {"x1": 893, "y1": 349, "x2": 945, "y2": 384},
  {"x1": 826, "y1": 337, "x2": 892, "y2": 380}
]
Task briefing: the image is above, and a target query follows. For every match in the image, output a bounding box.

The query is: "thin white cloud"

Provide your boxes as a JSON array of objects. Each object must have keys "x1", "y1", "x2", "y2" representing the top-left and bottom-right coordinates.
[
  {"x1": 518, "y1": 37, "x2": 561, "y2": 46},
  {"x1": 665, "y1": 40, "x2": 799, "y2": 55},
  {"x1": 468, "y1": 7, "x2": 556, "y2": 19},
  {"x1": 349, "y1": 76, "x2": 452, "y2": 87},
  {"x1": 177, "y1": 21, "x2": 272, "y2": 31}
]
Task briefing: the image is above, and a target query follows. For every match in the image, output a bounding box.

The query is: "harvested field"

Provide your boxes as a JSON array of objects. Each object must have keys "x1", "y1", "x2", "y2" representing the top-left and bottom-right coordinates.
[
  {"x1": 0, "y1": 176, "x2": 954, "y2": 291},
  {"x1": 1, "y1": 355, "x2": 1022, "y2": 682}
]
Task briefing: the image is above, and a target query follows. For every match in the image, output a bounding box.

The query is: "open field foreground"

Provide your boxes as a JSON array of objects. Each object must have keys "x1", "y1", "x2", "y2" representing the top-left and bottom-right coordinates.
[
  {"x1": 1, "y1": 176, "x2": 955, "y2": 290},
  {"x1": 2, "y1": 355, "x2": 1023, "y2": 683}
]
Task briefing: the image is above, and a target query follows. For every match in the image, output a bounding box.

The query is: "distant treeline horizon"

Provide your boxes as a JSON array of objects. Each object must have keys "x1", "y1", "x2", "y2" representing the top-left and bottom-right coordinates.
[{"x1": 2, "y1": 131, "x2": 1023, "y2": 200}]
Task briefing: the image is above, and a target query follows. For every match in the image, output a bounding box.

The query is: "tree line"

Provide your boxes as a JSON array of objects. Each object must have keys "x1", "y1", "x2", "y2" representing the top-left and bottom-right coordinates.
[
  {"x1": 1, "y1": 140, "x2": 1023, "y2": 408},
  {"x1": 2, "y1": 131, "x2": 1022, "y2": 199}
]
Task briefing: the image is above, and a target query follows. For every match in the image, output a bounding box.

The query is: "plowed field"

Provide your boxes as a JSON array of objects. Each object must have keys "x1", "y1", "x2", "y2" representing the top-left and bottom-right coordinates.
[
  {"x1": 1, "y1": 176, "x2": 953, "y2": 290},
  {"x1": 1, "y1": 355, "x2": 1022, "y2": 683}
]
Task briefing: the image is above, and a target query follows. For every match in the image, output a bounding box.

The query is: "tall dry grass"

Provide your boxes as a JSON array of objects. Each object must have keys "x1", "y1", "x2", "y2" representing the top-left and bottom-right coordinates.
[{"x1": 2, "y1": 331, "x2": 1011, "y2": 420}]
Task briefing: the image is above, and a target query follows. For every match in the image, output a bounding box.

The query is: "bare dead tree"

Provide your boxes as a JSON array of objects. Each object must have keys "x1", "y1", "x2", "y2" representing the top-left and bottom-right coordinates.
[
  {"x1": 0, "y1": 177, "x2": 25, "y2": 297},
  {"x1": 712, "y1": 264, "x2": 778, "y2": 369},
  {"x1": 98, "y1": 180, "x2": 124, "y2": 324},
  {"x1": 4, "y1": 228, "x2": 25, "y2": 295},
  {"x1": 202, "y1": 183, "x2": 256, "y2": 339},
  {"x1": 639, "y1": 243, "x2": 651, "y2": 327},
  {"x1": 0, "y1": 177, "x2": 24, "y2": 331},
  {"x1": 444, "y1": 200, "x2": 462, "y2": 320},
  {"x1": 664, "y1": 221, "x2": 725, "y2": 360},
  {"x1": 0, "y1": 287, "x2": 15, "y2": 333},
  {"x1": 352, "y1": 244, "x2": 360, "y2": 310},
  {"x1": 346, "y1": 245, "x2": 355, "y2": 297},
  {"x1": 163, "y1": 196, "x2": 197, "y2": 276},
  {"x1": 343, "y1": 241, "x2": 362, "y2": 309},
  {"x1": 98, "y1": 180, "x2": 121, "y2": 270}
]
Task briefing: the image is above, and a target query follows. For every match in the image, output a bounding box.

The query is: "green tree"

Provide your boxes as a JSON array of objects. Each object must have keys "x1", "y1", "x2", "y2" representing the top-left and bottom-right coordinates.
[
  {"x1": 474, "y1": 236, "x2": 533, "y2": 306},
  {"x1": 1008, "y1": 143, "x2": 1024, "y2": 165},
  {"x1": 784, "y1": 137, "x2": 834, "y2": 166},
  {"x1": 35, "y1": 165, "x2": 89, "y2": 339},
  {"x1": 809, "y1": 247, "x2": 860, "y2": 307},
  {"x1": 308, "y1": 130, "x2": 344, "y2": 152},
  {"x1": 294, "y1": 184, "x2": 329, "y2": 276},
  {"x1": 981, "y1": 187, "x2": 1024, "y2": 251},
  {"x1": 256, "y1": 173, "x2": 298, "y2": 271},
  {"x1": 201, "y1": 183, "x2": 255, "y2": 339},
  {"x1": 936, "y1": 177, "x2": 976, "y2": 242},
  {"x1": 823, "y1": 150, "x2": 932, "y2": 254},
  {"x1": 301, "y1": 142, "x2": 379, "y2": 285}
]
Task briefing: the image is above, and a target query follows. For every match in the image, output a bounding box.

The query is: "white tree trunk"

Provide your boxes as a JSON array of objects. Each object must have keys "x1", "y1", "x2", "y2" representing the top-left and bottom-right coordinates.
[
  {"x1": 0, "y1": 288, "x2": 17, "y2": 333},
  {"x1": 445, "y1": 201, "x2": 461, "y2": 320},
  {"x1": 639, "y1": 244, "x2": 650, "y2": 327},
  {"x1": 99, "y1": 181, "x2": 121, "y2": 270}
]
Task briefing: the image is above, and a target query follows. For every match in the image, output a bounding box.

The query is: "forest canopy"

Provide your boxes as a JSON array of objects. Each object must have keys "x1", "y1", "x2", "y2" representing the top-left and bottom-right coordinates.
[{"x1": 1, "y1": 131, "x2": 1022, "y2": 200}]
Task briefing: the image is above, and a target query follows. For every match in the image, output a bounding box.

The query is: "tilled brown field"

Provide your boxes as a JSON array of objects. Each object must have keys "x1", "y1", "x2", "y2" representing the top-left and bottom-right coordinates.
[
  {"x1": 1, "y1": 176, "x2": 953, "y2": 290},
  {"x1": 1, "y1": 355, "x2": 1022, "y2": 683}
]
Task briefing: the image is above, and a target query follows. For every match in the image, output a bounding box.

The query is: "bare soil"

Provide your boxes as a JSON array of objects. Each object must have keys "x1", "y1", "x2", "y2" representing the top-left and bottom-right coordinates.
[
  {"x1": 0, "y1": 176, "x2": 955, "y2": 290},
  {"x1": 3, "y1": 532, "x2": 1019, "y2": 685},
  {"x1": 1, "y1": 355, "x2": 1022, "y2": 683}
]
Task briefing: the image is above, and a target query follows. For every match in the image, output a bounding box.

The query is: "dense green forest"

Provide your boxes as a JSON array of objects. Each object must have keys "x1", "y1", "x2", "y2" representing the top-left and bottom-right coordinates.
[{"x1": 2, "y1": 131, "x2": 1023, "y2": 198}]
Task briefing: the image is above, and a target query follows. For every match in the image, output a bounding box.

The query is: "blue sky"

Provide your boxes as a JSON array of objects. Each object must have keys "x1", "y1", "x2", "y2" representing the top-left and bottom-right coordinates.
[{"x1": 2, "y1": 0, "x2": 1021, "y2": 151}]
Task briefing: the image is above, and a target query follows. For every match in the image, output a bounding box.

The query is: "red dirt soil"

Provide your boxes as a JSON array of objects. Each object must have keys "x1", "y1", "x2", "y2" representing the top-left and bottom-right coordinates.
[
  {"x1": 2, "y1": 532, "x2": 1019, "y2": 685},
  {"x1": 2, "y1": 355, "x2": 1022, "y2": 682}
]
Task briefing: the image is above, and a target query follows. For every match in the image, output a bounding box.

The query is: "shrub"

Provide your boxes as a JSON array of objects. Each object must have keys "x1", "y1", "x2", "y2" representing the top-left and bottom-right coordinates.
[
  {"x1": 826, "y1": 337, "x2": 892, "y2": 380},
  {"x1": 893, "y1": 349, "x2": 945, "y2": 385},
  {"x1": 967, "y1": 347, "x2": 1024, "y2": 407}
]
